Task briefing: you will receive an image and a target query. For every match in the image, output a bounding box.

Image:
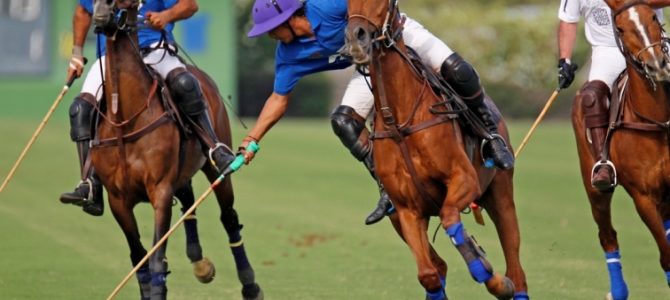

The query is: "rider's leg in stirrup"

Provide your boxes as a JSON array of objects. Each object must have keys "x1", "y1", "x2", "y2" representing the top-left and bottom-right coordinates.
[
  {"x1": 580, "y1": 80, "x2": 616, "y2": 192},
  {"x1": 166, "y1": 68, "x2": 235, "y2": 173},
  {"x1": 440, "y1": 52, "x2": 514, "y2": 170},
  {"x1": 331, "y1": 105, "x2": 395, "y2": 225},
  {"x1": 60, "y1": 93, "x2": 104, "y2": 216}
]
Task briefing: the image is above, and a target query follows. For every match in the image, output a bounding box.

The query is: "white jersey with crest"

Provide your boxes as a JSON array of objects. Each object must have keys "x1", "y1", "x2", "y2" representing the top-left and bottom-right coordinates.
[{"x1": 558, "y1": 0, "x2": 664, "y2": 47}]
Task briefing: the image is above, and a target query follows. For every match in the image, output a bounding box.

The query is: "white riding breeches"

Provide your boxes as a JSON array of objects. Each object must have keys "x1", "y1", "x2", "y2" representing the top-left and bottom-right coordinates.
[
  {"x1": 588, "y1": 46, "x2": 626, "y2": 90},
  {"x1": 79, "y1": 44, "x2": 185, "y2": 101},
  {"x1": 340, "y1": 16, "x2": 454, "y2": 118}
]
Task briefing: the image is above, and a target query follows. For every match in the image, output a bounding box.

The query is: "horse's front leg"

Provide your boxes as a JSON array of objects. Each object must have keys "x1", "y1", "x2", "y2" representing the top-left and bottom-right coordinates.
[
  {"x1": 203, "y1": 165, "x2": 263, "y2": 300},
  {"x1": 441, "y1": 167, "x2": 514, "y2": 299},
  {"x1": 108, "y1": 192, "x2": 151, "y2": 299},
  {"x1": 629, "y1": 190, "x2": 670, "y2": 288},
  {"x1": 395, "y1": 207, "x2": 446, "y2": 299},
  {"x1": 148, "y1": 186, "x2": 174, "y2": 300},
  {"x1": 174, "y1": 182, "x2": 216, "y2": 283},
  {"x1": 480, "y1": 171, "x2": 529, "y2": 300}
]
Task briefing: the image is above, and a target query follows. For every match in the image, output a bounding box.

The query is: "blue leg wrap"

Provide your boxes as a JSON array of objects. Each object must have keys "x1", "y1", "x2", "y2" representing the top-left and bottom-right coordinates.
[
  {"x1": 440, "y1": 276, "x2": 446, "y2": 289},
  {"x1": 446, "y1": 222, "x2": 492, "y2": 283},
  {"x1": 513, "y1": 291, "x2": 529, "y2": 300},
  {"x1": 605, "y1": 251, "x2": 628, "y2": 300},
  {"x1": 184, "y1": 218, "x2": 200, "y2": 244},
  {"x1": 445, "y1": 222, "x2": 466, "y2": 246},
  {"x1": 151, "y1": 272, "x2": 168, "y2": 287},
  {"x1": 467, "y1": 259, "x2": 493, "y2": 283},
  {"x1": 665, "y1": 271, "x2": 670, "y2": 285},
  {"x1": 230, "y1": 230, "x2": 252, "y2": 271},
  {"x1": 425, "y1": 290, "x2": 446, "y2": 300},
  {"x1": 664, "y1": 220, "x2": 670, "y2": 242},
  {"x1": 136, "y1": 266, "x2": 151, "y2": 284}
]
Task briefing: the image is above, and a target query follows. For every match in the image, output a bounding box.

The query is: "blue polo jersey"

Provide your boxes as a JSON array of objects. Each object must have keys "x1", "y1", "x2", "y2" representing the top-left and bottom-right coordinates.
[
  {"x1": 273, "y1": 0, "x2": 352, "y2": 95},
  {"x1": 79, "y1": 0, "x2": 177, "y2": 56}
]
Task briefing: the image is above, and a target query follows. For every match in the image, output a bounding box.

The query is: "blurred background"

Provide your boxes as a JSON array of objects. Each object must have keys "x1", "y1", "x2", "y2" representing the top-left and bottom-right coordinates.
[
  {"x1": 1, "y1": 1, "x2": 668, "y2": 299},
  {"x1": 0, "y1": 0, "x2": 592, "y2": 118}
]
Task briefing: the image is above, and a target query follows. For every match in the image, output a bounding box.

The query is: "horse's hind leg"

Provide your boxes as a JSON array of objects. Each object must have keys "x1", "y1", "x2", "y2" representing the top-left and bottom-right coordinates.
[
  {"x1": 479, "y1": 172, "x2": 528, "y2": 300},
  {"x1": 107, "y1": 193, "x2": 151, "y2": 299},
  {"x1": 174, "y1": 181, "x2": 216, "y2": 283},
  {"x1": 203, "y1": 165, "x2": 263, "y2": 300}
]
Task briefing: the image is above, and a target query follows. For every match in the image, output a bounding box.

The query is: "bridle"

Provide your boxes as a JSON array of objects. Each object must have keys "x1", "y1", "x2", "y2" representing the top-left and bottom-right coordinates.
[
  {"x1": 611, "y1": 0, "x2": 670, "y2": 85},
  {"x1": 348, "y1": 0, "x2": 403, "y2": 49}
]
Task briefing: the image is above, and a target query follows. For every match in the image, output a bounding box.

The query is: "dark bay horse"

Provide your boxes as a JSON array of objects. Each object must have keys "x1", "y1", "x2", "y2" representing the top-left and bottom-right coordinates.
[
  {"x1": 572, "y1": 0, "x2": 670, "y2": 299},
  {"x1": 343, "y1": 1, "x2": 528, "y2": 299},
  {"x1": 91, "y1": 1, "x2": 262, "y2": 299}
]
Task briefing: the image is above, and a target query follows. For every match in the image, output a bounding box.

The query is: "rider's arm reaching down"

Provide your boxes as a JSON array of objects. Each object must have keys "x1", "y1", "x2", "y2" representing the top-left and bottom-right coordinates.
[
  {"x1": 558, "y1": 20, "x2": 578, "y2": 62},
  {"x1": 240, "y1": 92, "x2": 291, "y2": 163},
  {"x1": 68, "y1": 4, "x2": 92, "y2": 79}
]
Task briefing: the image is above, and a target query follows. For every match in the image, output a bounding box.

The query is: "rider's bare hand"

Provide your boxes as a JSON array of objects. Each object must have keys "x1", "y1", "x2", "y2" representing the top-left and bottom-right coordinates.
[{"x1": 146, "y1": 11, "x2": 170, "y2": 30}]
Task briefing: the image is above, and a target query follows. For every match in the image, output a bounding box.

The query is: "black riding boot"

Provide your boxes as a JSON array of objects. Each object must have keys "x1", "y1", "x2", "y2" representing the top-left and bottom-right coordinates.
[
  {"x1": 362, "y1": 154, "x2": 394, "y2": 225},
  {"x1": 196, "y1": 111, "x2": 236, "y2": 173},
  {"x1": 167, "y1": 68, "x2": 235, "y2": 173},
  {"x1": 441, "y1": 53, "x2": 514, "y2": 170},
  {"x1": 59, "y1": 141, "x2": 104, "y2": 216},
  {"x1": 330, "y1": 105, "x2": 394, "y2": 225}
]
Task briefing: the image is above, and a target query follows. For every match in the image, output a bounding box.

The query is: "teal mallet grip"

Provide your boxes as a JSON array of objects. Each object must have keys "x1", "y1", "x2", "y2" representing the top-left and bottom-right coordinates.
[{"x1": 226, "y1": 141, "x2": 260, "y2": 173}]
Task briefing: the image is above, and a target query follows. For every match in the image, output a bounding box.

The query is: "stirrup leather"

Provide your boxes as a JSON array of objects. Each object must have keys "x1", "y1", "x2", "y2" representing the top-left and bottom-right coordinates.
[
  {"x1": 208, "y1": 142, "x2": 233, "y2": 166},
  {"x1": 591, "y1": 160, "x2": 618, "y2": 188}
]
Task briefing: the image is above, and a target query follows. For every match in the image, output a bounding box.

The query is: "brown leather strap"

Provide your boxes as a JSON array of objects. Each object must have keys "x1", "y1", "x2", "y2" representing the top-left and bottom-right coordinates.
[
  {"x1": 372, "y1": 114, "x2": 451, "y2": 139},
  {"x1": 93, "y1": 112, "x2": 171, "y2": 147}
]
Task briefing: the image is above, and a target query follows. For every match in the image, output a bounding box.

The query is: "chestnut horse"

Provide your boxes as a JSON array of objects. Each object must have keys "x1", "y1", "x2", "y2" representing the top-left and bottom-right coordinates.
[
  {"x1": 90, "y1": 1, "x2": 262, "y2": 299},
  {"x1": 572, "y1": 0, "x2": 670, "y2": 299},
  {"x1": 343, "y1": 1, "x2": 528, "y2": 299}
]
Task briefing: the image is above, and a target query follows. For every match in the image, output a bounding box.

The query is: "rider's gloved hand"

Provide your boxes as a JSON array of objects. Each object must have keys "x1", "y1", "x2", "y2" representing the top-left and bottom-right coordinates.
[
  {"x1": 558, "y1": 58, "x2": 578, "y2": 89},
  {"x1": 237, "y1": 136, "x2": 259, "y2": 165},
  {"x1": 67, "y1": 46, "x2": 85, "y2": 81}
]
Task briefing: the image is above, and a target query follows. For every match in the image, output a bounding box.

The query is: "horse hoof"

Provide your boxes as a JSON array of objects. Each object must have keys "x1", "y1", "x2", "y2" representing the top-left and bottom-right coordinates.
[
  {"x1": 485, "y1": 273, "x2": 515, "y2": 300},
  {"x1": 242, "y1": 283, "x2": 264, "y2": 300},
  {"x1": 192, "y1": 257, "x2": 216, "y2": 283}
]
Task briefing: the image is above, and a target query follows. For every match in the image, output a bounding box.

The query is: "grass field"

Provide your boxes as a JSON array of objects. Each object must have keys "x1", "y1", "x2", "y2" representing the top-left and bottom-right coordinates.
[{"x1": 0, "y1": 82, "x2": 668, "y2": 299}]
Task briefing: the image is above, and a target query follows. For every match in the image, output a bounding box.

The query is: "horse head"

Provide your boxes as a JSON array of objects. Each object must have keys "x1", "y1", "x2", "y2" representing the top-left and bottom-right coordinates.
[
  {"x1": 93, "y1": 0, "x2": 140, "y2": 35},
  {"x1": 343, "y1": 0, "x2": 400, "y2": 65},
  {"x1": 606, "y1": 0, "x2": 670, "y2": 81}
]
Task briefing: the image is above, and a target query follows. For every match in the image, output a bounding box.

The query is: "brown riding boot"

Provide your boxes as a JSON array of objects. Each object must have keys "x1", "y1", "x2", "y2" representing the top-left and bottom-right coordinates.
[{"x1": 581, "y1": 80, "x2": 615, "y2": 192}]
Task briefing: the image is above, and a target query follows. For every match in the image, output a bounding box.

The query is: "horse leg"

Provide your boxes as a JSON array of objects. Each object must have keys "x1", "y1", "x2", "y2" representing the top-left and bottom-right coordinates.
[
  {"x1": 479, "y1": 172, "x2": 529, "y2": 300},
  {"x1": 108, "y1": 193, "x2": 151, "y2": 300},
  {"x1": 659, "y1": 199, "x2": 670, "y2": 243},
  {"x1": 629, "y1": 190, "x2": 670, "y2": 287},
  {"x1": 202, "y1": 164, "x2": 263, "y2": 300},
  {"x1": 146, "y1": 185, "x2": 175, "y2": 300},
  {"x1": 440, "y1": 172, "x2": 514, "y2": 299},
  {"x1": 394, "y1": 208, "x2": 446, "y2": 299},
  {"x1": 174, "y1": 181, "x2": 216, "y2": 283},
  {"x1": 389, "y1": 213, "x2": 448, "y2": 293}
]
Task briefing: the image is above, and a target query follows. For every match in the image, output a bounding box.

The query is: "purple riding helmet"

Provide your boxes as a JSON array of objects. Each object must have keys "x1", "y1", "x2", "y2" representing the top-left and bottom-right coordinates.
[{"x1": 247, "y1": 0, "x2": 304, "y2": 38}]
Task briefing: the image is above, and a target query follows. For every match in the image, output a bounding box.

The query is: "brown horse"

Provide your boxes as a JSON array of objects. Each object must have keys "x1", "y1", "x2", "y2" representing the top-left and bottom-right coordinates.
[
  {"x1": 572, "y1": 0, "x2": 670, "y2": 299},
  {"x1": 90, "y1": 1, "x2": 262, "y2": 299},
  {"x1": 343, "y1": 1, "x2": 528, "y2": 299}
]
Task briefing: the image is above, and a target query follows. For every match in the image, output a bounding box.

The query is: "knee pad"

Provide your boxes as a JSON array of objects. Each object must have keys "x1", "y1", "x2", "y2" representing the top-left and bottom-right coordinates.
[
  {"x1": 68, "y1": 95, "x2": 96, "y2": 141},
  {"x1": 440, "y1": 52, "x2": 483, "y2": 103},
  {"x1": 580, "y1": 80, "x2": 610, "y2": 129},
  {"x1": 167, "y1": 69, "x2": 206, "y2": 116},
  {"x1": 330, "y1": 105, "x2": 370, "y2": 161}
]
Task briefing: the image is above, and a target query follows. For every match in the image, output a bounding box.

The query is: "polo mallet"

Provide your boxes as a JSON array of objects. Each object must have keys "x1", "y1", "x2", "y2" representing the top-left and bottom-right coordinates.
[
  {"x1": 0, "y1": 59, "x2": 87, "y2": 194},
  {"x1": 514, "y1": 63, "x2": 578, "y2": 158},
  {"x1": 106, "y1": 142, "x2": 260, "y2": 300}
]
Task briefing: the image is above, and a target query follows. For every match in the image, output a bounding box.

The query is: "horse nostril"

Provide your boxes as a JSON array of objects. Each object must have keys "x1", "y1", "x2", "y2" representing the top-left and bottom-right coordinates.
[{"x1": 355, "y1": 26, "x2": 369, "y2": 43}]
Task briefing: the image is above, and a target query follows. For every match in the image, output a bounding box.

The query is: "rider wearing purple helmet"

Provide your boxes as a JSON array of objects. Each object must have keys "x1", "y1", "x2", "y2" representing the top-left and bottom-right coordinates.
[{"x1": 237, "y1": 0, "x2": 515, "y2": 225}]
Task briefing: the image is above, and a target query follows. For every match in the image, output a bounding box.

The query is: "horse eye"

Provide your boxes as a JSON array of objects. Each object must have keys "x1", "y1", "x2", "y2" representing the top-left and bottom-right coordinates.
[
  {"x1": 616, "y1": 27, "x2": 624, "y2": 34},
  {"x1": 653, "y1": 15, "x2": 658, "y2": 22}
]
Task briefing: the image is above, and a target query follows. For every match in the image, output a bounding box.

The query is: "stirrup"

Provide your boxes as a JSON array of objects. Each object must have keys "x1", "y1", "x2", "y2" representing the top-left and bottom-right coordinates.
[
  {"x1": 591, "y1": 160, "x2": 618, "y2": 188},
  {"x1": 208, "y1": 142, "x2": 233, "y2": 166},
  {"x1": 479, "y1": 134, "x2": 511, "y2": 167}
]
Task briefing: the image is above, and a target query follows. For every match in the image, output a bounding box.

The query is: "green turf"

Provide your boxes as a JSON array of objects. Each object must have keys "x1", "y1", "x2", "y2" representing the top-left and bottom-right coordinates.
[{"x1": 0, "y1": 83, "x2": 668, "y2": 299}]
